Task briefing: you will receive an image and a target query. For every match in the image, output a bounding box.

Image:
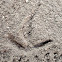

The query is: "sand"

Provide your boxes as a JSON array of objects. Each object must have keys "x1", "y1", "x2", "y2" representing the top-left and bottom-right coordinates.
[{"x1": 0, "y1": 0, "x2": 62, "y2": 62}]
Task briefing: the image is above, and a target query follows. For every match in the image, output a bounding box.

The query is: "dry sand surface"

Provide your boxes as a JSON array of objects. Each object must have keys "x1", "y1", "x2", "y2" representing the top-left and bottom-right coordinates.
[{"x1": 0, "y1": 0, "x2": 62, "y2": 62}]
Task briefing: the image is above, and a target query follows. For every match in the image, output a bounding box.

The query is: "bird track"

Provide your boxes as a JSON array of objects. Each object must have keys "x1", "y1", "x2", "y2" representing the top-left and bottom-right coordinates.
[{"x1": 4, "y1": 2, "x2": 53, "y2": 48}]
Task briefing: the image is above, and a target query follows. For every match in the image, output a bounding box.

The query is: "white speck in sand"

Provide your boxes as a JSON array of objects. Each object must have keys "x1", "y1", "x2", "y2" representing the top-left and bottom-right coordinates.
[
  {"x1": 26, "y1": 0, "x2": 28, "y2": 2},
  {"x1": 6, "y1": 27, "x2": 10, "y2": 29},
  {"x1": 2, "y1": 16, "x2": 4, "y2": 19}
]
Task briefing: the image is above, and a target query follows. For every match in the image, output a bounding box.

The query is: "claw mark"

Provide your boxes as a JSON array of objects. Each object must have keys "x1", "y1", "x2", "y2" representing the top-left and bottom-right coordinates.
[{"x1": 34, "y1": 39, "x2": 53, "y2": 48}]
